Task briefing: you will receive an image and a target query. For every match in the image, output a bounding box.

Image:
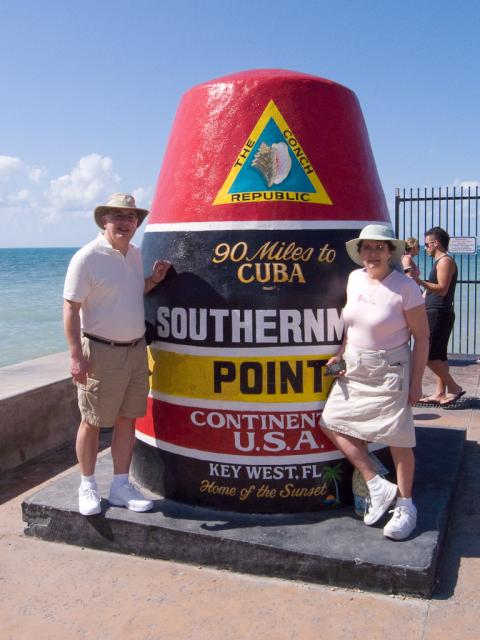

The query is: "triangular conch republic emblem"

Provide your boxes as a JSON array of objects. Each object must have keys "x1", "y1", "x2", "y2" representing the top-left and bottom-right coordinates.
[{"x1": 213, "y1": 100, "x2": 333, "y2": 206}]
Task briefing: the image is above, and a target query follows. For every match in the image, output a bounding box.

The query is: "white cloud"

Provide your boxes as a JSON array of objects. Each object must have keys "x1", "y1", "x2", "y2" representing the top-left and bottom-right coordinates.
[
  {"x1": 0, "y1": 155, "x2": 23, "y2": 177},
  {"x1": 452, "y1": 179, "x2": 480, "y2": 190},
  {"x1": 132, "y1": 185, "x2": 153, "y2": 207},
  {"x1": 0, "y1": 156, "x2": 38, "y2": 210},
  {"x1": 45, "y1": 153, "x2": 121, "y2": 217},
  {"x1": 0, "y1": 153, "x2": 153, "y2": 245},
  {"x1": 29, "y1": 167, "x2": 47, "y2": 183},
  {"x1": 9, "y1": 188, "x2": 31, "y2": 203}
]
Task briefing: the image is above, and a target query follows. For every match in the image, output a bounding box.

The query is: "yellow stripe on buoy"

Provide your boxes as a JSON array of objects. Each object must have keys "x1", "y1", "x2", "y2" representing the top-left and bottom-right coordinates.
[{"x1": 148, "y1": 348, "x2": 333, "y2": 403}]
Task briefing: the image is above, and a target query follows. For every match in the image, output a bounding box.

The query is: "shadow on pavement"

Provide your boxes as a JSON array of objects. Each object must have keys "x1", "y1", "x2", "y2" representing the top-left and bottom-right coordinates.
[
  {"x1": 434, "y1": 439, "x2": 480, "y2": 599},
  {"x1": 0, "y1": 430, "x2": 111, "y2": 506}
]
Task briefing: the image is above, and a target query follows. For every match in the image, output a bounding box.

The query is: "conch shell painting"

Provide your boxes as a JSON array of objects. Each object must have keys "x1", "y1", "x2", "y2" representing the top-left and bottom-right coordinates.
[{"x1": 251, "y1": 141, "x2": 292, "y2": 186}]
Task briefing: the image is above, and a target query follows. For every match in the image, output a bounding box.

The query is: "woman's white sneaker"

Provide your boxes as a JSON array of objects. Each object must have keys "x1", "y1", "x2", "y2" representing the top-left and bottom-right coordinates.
[
  {"x1": 363, "y1": 478, "x2": 398, "y2": 525},
  {"x1": 383, "y1": 503, "x2": 417, "y2": 540},
  {"x1": 108, "y1": 481, "x2": 153, "y2": 512},
  {"x1": 78, "y1": 486, "x2": 101, "y2": 516}
]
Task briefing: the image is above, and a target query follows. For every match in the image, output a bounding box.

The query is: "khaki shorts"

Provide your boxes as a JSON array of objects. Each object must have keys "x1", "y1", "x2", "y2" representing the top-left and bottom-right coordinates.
[{"x1": 77, "y1": 337, "x2": 149, "y2": 427}]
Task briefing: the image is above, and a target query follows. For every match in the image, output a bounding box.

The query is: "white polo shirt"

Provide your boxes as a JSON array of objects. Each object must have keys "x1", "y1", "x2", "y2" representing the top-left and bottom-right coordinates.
[{"x1": 63, "y1": 233, "x2": 145, "y2": 342}]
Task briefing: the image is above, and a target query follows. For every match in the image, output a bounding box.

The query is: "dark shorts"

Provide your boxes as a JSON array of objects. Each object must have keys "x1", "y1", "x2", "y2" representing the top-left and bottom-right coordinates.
[{"x1": 426, "y1": 308, "x2": 455, "y2": 361}]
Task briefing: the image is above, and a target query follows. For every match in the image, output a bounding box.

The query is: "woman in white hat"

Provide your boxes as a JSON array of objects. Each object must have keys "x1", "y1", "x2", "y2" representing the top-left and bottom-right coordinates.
[{"x1": 320, "y1": 224, "x2": 429, "y2": 540}]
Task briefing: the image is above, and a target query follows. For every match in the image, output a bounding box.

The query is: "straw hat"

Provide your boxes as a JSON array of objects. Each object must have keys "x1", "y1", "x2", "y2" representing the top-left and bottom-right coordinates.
[
  {"x1": 94, "y1": 193, "x2": 149, "y2": 228},
  {"x1": 345, "y1": 224, "x2": 405, "y2": 266}
]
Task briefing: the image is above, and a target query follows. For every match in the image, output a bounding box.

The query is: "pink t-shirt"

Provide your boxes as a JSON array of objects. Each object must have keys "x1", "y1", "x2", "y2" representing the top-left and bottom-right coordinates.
[{"x1": 342, "y1": 268, "x2": 425, "y2": 350}]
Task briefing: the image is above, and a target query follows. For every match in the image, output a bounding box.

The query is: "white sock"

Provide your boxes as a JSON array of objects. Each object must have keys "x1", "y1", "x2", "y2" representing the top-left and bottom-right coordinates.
[
  {"x1": 80, "y1": 474, "x2": 97, "y2": 490},
  {"x1": 396, "y1": 497, "x2": 414, "y2": 508},
  {"x1": 111, "y1": 473, "x2": 128, "y2": 490},
  {"x1": 366, "y1": 474, "x2": 385, "y2": 492}
]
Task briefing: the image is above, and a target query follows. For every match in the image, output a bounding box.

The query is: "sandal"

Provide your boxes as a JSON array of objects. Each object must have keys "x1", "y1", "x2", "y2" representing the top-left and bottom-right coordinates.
[{"x1": 439, "y1": 390, "x2": 466, "y2": 407}]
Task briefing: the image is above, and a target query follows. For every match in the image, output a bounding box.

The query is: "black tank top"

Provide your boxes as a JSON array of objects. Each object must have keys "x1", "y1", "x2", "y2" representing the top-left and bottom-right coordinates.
[{"x1": 425, "y1": 255, "x2": 457, "y2": 310}]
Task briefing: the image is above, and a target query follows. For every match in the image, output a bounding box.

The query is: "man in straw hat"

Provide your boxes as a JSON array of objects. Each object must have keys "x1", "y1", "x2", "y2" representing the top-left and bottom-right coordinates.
[{"x1": 63, "y1": 193, "x2": 171, "y2": 516}]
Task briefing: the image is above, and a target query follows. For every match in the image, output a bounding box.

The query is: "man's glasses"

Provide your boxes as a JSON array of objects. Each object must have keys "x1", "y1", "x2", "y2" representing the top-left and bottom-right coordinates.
[
  {"x1": 425, "y1": 241, "x2": 436, "y2": 247},
  {"x1": 108, "y1": 212, "x2": 137, "y2": 223}
]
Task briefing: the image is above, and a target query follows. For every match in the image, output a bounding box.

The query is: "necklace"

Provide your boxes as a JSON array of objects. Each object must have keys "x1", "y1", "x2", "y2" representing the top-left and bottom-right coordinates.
[
  {"x1": 358, "y1": 268, "x2": 392, "y2": 305},
  {"x1": 365, "y1": 278, "x2": 380, "y2": 302},
  {"x1": 359, "y1": 271, "x2": 387, "y2": 305}
]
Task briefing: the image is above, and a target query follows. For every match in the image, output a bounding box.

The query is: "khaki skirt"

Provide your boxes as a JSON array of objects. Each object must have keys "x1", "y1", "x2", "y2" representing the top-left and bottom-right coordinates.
[{"x1": 320, "y1": 342, "x2": 415, "y2": 448}]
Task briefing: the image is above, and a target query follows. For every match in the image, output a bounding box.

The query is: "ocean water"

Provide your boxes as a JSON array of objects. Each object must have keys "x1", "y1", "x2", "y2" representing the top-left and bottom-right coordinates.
[{"x1": 0, "y1": 248, "x2": 78, "y2": 367}]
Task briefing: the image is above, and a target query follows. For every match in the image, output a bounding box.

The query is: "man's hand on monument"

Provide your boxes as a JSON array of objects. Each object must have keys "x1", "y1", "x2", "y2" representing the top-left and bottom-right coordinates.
[
  {"x1": 145, "y1": 260, "x2": 172, "y2": 293},
  {"x1": 151, "y1": 259, "x2": 171, "y2": 284}
]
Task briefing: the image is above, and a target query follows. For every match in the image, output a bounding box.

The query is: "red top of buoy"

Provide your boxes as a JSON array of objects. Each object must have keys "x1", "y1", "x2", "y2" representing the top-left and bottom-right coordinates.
[{"x1": 148, "y1": 69, "x2": 389, "y2": 225}]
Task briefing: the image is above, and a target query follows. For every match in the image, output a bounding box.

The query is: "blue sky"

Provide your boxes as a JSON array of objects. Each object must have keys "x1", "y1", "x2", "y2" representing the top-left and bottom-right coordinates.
[{"x1": 1, "y1": 0, "x2": 478, "y2": 247}]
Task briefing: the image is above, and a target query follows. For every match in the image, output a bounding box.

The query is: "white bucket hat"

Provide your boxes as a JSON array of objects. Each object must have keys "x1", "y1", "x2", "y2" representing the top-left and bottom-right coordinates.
[
  {"x1": 94, "y1": 193, "x2": 149, "y2": 228},
  {"x1": 345, "y1": 224, "x2": 406, "y2": 266}
]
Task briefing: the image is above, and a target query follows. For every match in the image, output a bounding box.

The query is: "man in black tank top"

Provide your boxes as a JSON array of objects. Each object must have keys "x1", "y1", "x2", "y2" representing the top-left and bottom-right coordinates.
[{"x1": 413, "y1": 226, "x2": 465, "y2": 407}]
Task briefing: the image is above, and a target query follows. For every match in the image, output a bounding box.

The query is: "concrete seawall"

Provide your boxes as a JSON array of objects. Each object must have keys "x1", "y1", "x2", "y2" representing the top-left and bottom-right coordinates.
[{"x1": 0, "y1": 352, "x2": 79, "y2": 473}]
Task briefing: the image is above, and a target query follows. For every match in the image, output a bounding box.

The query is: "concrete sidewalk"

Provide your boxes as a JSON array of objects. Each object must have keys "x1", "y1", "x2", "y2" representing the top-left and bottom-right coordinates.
[{"x1": 1, "y1": 359, "x2": 479, "y2": 640}]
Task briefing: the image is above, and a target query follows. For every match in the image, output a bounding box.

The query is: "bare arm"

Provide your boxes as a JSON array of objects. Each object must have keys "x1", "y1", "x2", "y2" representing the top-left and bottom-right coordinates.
[
  {"x1": 404, "y1": 304, "x2": 430, "y2": 405},
  {"x1": 325, "y1": 331, "x2": 348, "y2": 376},
  {"x1": 414, "y1": 256, "x2": 455, "y2": 296},
  {"x1": 331, "y1": 332, "x2": 347, "y2": 360},
  {"x1": 401, "y1": 254, "x2": 413, "y2": 269},
  {"x1": 63, "y1": 299, "x2": 89, "y2": 384},
  {"x1": 401, "y1": 254, "x2": 415, "y2": 278},
  {"x1": 144, "y1": 260, "x2": 171, "y2": 294}
]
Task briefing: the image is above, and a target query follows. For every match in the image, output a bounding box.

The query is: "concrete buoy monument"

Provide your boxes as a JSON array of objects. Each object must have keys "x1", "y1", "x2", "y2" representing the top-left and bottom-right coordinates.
[{"x1": 133, "y1": 69, "x2": 391, "y2": 512}]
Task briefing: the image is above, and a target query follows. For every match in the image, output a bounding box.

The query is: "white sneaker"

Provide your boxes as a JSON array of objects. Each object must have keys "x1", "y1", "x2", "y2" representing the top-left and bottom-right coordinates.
[
  {"x1": 108, "y1": 481, "x2": 153, "y2": 512},
  {"x1": 383, "y1": 503, "x2": 417, "y2": 540},
  {"x1": 78, "y1": 486, "x2": 101, "y2": 516},
  {"x1": 363, "y1": 478, "x2": 397, "y2": 525}
]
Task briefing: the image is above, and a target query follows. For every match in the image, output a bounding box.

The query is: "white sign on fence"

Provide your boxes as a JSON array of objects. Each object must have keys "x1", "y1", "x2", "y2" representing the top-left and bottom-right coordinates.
[{"x1": 449, "y1": 237, "x2": 477, "y2": 254}]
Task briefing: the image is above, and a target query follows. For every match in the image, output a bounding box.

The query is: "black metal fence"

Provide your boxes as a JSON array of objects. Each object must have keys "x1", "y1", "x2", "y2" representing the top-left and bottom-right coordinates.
[{"x1": 395, "y1": 186, "x2": 480, "y2": 356}]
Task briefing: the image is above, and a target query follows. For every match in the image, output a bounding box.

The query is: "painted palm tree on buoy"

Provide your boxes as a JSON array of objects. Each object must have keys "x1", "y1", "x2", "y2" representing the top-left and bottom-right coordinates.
[{"x1": 322, "y1": 463, "x2": 343, "y2": 506}]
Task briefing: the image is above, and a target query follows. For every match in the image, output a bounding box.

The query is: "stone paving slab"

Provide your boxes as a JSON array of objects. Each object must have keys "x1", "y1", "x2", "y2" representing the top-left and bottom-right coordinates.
[{"x1": 22, "y1": 426, "x2": 465, "y2": 598}]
